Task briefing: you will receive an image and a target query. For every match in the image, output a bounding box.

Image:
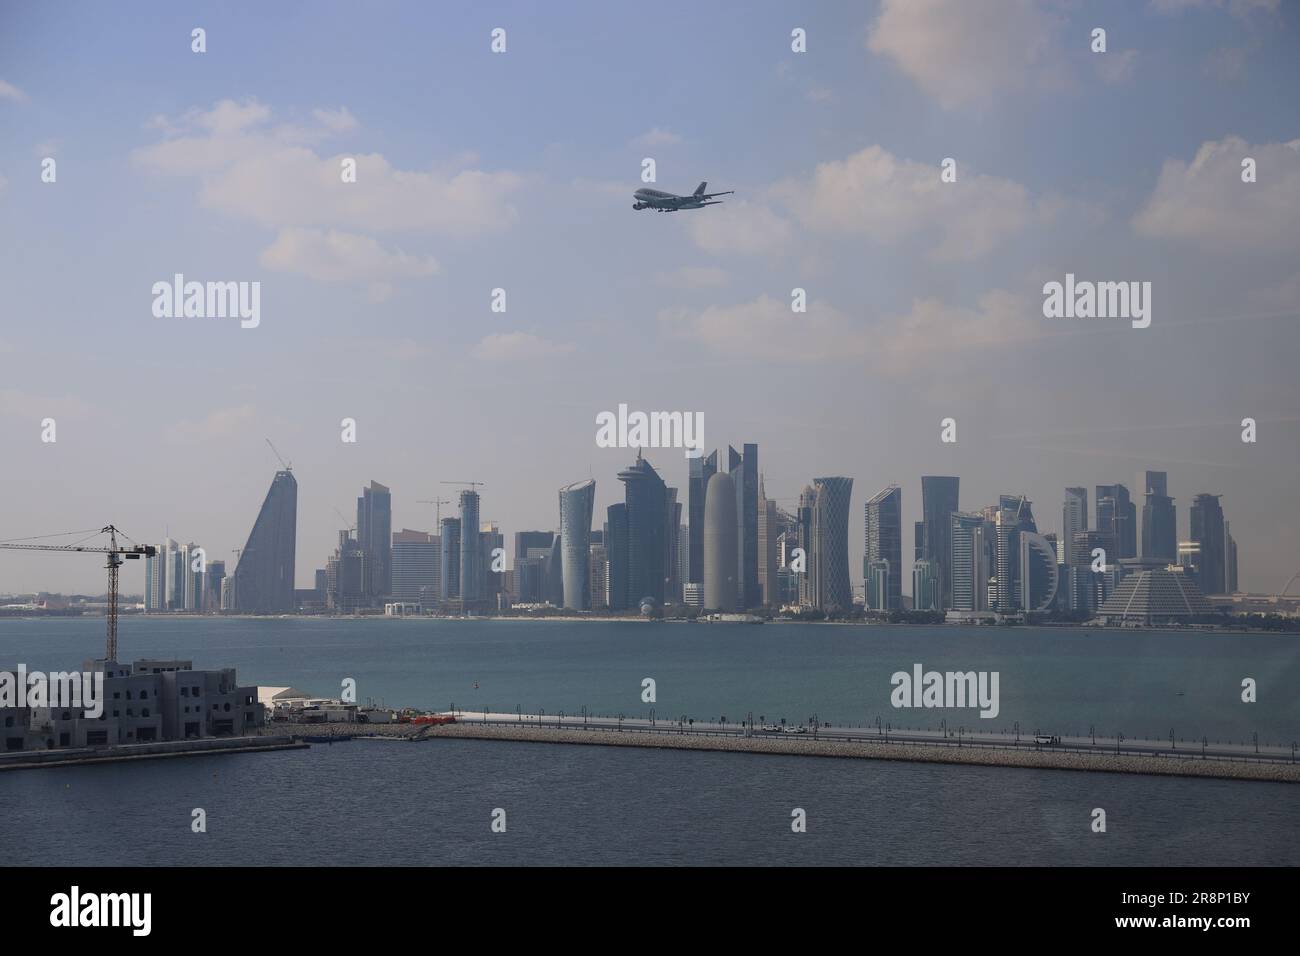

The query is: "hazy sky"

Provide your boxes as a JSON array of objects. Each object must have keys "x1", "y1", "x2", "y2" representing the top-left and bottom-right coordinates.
[{"x1": 2, "y1": 0, "x2": 1298, "y2": 596}]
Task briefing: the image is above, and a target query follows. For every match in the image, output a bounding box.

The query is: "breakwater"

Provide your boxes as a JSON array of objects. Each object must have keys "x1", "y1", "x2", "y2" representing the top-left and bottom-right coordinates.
[{"x1": 412, "y1": 722, "x2": 1300, "y2": 784}]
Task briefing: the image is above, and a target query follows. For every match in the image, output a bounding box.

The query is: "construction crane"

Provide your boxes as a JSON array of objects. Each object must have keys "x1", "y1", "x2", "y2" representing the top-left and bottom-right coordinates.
[
  {"x1": 417, "y1": 498, "x2": 451, "y2": 525},
  {"x1": 0, "y1": 526, "x2": 155, "y2": 662},
  {"x1": 265, "y1": 438, "x2": 292, "y2": 471},
  {"x1": 440, "y1": 481, "x2": 484, "y2": 493}
]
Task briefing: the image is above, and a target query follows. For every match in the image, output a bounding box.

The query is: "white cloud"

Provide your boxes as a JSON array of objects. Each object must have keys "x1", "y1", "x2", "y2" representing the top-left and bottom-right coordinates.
[
  {"x1": 1133, "y1": 136, "x2": 1300, "y2": 251},
  {"x1": 656, "y1": 266, "x2": 730, "y2": 289},
  {"x1": 311, "y1": 106, "x2": 359, "y2": 133},
  {"x1": 872, "y1": 291, "x2": 1039, "y2": 371},
  {"x1": 1095, "y1": 49, "x2": 1138, "y2": 85},
  {"x1": 1151, "y1": 0, "x2": 1280, "y2": 17},
  {"x1": 134, "y1": 99, "x2": 522, "y2": 237},
  {"x1": 660, "y1": 294, "x2": 866, "y2": 362},
  {"x1": 0, "y1": 79, "x2": 27, "y2": 102},
  {"x1": 687, "y1": 201, "x2": 793, "y2": 257},
  {"x1": 867, "y1": 0, "x2": 1067, "y2": 109},
  {"x1": 660, "y1": 290, "x2": 1037, "y2": 371},
  {"x1": 773, "y1": 146, "x2": 1035, "y2": 260},
  {"x1": 260, "y1": 227, "x2": 440, "y2": 281},
  {"x1": 633, "y1": 128, "x2": 682, "y2": 148},
  {"x1": 165, "y1": 404, "x2": 259, "y2": 444},
  {"x1": 473, "y1": 332, "x2": 574, "y2": 362}
]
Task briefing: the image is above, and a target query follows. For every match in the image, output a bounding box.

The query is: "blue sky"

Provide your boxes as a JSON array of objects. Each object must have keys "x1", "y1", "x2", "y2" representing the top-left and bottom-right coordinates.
[{"x1": 1, "y1": 0, "x2": 1298, "y2": 595}]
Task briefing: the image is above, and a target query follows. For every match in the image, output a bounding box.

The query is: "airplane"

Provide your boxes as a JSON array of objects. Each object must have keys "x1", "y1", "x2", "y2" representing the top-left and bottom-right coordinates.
[{"x1": 633, "y1": 181, "x2": 734, "y2": 212}]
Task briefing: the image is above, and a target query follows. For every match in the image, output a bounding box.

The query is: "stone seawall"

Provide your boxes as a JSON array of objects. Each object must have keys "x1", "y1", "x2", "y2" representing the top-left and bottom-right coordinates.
[{"x1": 415, "y1": 722, "x2": 1300, "y2": 784}]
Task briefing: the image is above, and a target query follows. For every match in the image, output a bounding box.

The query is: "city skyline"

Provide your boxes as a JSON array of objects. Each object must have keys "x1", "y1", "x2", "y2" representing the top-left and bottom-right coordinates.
[{"x1": 2, "y1": 1, "x2": 1298, "y2": 594}]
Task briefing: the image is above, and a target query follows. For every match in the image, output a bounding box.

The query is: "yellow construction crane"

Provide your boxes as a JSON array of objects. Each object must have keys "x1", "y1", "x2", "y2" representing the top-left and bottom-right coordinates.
[
  {"x1": 0, "y1": 525, "x2": 156, "y2": 661},
  {"x1": 417, "y1": 497, "x2": 451, "y2": 525}
]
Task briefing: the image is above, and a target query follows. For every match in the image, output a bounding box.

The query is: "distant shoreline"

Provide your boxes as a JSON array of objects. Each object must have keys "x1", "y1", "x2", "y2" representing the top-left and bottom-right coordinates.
[{"x1": 23, "y1": 612, "x2": 1291, "y2": 635}]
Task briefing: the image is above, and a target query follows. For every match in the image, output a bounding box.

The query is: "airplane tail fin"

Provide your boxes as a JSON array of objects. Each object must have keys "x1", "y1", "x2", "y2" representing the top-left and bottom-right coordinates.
[{"x1": 693, "y1": 181, "x2": 707, "y2": 197}]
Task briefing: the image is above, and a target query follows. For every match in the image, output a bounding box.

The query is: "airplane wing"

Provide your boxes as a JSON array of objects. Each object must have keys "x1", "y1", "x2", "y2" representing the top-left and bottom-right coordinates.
[
  {"x1": 697, "y1": 200, "x2": 725, "y2": 206},
  {"x1": 697, "y1": 191, "x2": 734, "y2": 200}
]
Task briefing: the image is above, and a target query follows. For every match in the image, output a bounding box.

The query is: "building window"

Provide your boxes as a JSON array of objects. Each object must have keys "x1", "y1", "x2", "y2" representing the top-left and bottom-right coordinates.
[
  {"x1": 140, "y1": 690, "x2": 148, "y2": 700},
  {"x1": 142, "y1": 708, "x2": 150, "y2": 717}
]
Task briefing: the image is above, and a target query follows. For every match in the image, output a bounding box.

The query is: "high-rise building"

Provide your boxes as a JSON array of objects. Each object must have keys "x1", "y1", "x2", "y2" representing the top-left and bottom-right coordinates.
[
  {"x1": 205, "y1": 559, "x2": 225, "y2": 611},
  {"x1": 1019, "y1": 532, "x2": 1059, "y2": 611},
  {"x1": 514, "y1": 531, "x2": 554, "y2": 563},
  {"x1": 757, "y1": 477, "x2": 779, "y2": 607},
  {"x1": 687, "y1": 450, "x2": 717, "y2": 585},
  {"x1": 233, "y1": 469, "x2": 297, "y2": 614},
  {"x1": 605, "y1": 503, "x2": 629, "y2": 610},
  {"x1": 1226, "y1": 521, "x2": 1239, "y2": 593},
  {"x1": 912, "y1": 560, "x2": 938, "y2": 612},
  {"x1": 326, "y1": 529, "x2": 366, "y2": 612},
  {"x1": 950, "y1": 512, "x2": 990, "y2": 612},
  {"x1": 391, "y1": 530, "x2": 437, "y2": 603},
  {"x1": 664, "y1": 487, "x2": 682, "y2": 604},
  {"x1": 1190, "y1": 493, "x2": 1226, "y2": 595},
  {"x1": 810, "y1": 476, "x2": 853, "y2": 612},
  {"x1": 995, "y1": 495, "x2": 1036, "y2": 611},
  {"x1": 797, "y1": 485, "x2": 816, "y2": 607},
  {"x1": 863, "y1": 485, "x2": 902, "y2": 611},
  {"x1": 144, "y1": 545, "x2": 167, "y2": 612},
  {"x1": 1140, "y1": 470, "x2": 1177, "y2": 562},
  {"x1": 1062, "y1": 487, "x2": 1088, "y2": 565},
  {"x1": 703, "y1": 470, "x2": 739, "y2": 611},
  {"x1": 921, "y1": 476, "x2": 960, "y2": 610},
  {"x1": 481, "y1": 522, "x2": 504, "y2": 604},
  {"x1": 589, "y1": 543, "x2": 608, "y2": 609},
  {"x1": 616, "y1": 452, "x2": 668, "y2": 608},
  {"x1": 439, "y1": 517, "x2": 461, "y2": 602},
  {"x1": 357, "y1": 481, "x2": 392, "y2": 602},
  {"x1": 181, "y1": 542, "x2": 202, "y2": 611},
  {"x1": 559, "y1": 479, "x2": 596, "y2": 610},
  {"x1": 458, "y1": 491, "x2": 481, "y2": 606},
  {"x1": 728, "y1": 443, "x2": 759, "y2": 608},
  {"x1": 1096, "y1": 484, "x2": 1137, "y2": 560}
]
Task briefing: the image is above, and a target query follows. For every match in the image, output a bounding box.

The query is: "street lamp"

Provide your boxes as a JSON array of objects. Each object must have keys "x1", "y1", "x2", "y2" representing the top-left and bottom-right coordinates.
[
  {"x1": 650, "y1": 707, "x2": 656, "y2": 728},
  {"x1": 958, "y1": 726, "x2": 964, "y2": 748},
  {"x1": 1014, "y1": 721, "x2": 1020, "y2": 746},
  {"x1": 581, "y1": 705, "x2": 588, "y2": 729},
  {"x1": 1089, "y1": 724, "x2": 1095, "y2": 746},
  {"x1": 885, "y1": 722, "x2": 891, "y2": 742},
  {"x1": 1116, "y1": 731, "x2": 1124, "y2": 756},
  {"x1": 1253, "y1": 731, "x2": 1259, "y2": 754},
  {"x1": 876, "y1": 716, "x2": 882, "y2": 736},
  {"x1": 940, "y1": 718, "x2": 947, "y2": 740},
  {"x1": 558, "y1": 710, "x2": 564, "y2": 729},
  {"x1": 1169, "y1": 728, "x2": 1175, "y2": 750},
  {"x1": 1202, "y1": 735, "x2": 1207, "y2": 759}
]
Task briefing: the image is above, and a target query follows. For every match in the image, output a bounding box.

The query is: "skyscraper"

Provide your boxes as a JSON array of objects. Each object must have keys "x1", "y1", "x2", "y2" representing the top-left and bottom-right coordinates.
[
  {"x1": 1140, "y1": 471, "x2": 1177, "y2": 562},
  {"x1": 921, "y1": 476, "x2": 959, "y2": 610},
  {"x1": 1062, "y1": 487, "x2": 1088, "y2": 565},
  {"x1": 233, "y1": 469, "x2": 297, "y2": 614},
  {"x1": 357, "y1": 481, "x2": 393, "y2": 602},
  {"x1": 391, "y1": 529, "x2": 437, "y2": 603},
  {"x1": 617, "y1": 453, "x2": 668, "y2": 607},
  {"x1": 703, "y1": 470, "x2": 739, "y2": 611},
  {"x1": 950, "y1": 512, "x2": 990, "y2": 612},
  {"x1": 729, "y1": 443, "x2": 759, "y2": 608},
  {"x1": 687, "y1": 450, "x2": 717, "y2": 585},
  {"x1": 1019, "y1": 532, "x2": 1059, "y2": 611},
  {"x1": 1190, "y1": 493, "x2": 1226, "y2": 595},
  {"x1": 1226, "y1": 521, "x2": 1239, "y2": 593},
  {"x1": 664, "y1": 486, "x2": 682, "y2": 604},
  {"x1": 439, "y1": 517, "x2": 461, "y2": 603},
  {"x1": 757, "y1": 476, "x2": 778, "y2": 606},
  {"x1": 559, "y1": 479, "x2": 596, "y2": 610},
  {"x1": 458, "y1": 490, "x2": 481, "y2": 606},
  {"x1": 605, "y1": 503, "x2": 629, "y2": 610},
  {"x1": 1096, "y1": 484, "x2": 1137, "y2": 560},
  {"x1": 995, "y1": 495, "x2": 1035, "y2": 611},
  {"x1": 863, "y1": 485, "x2": 902, "y2": 611},
  {"x1": 811, "y1": 476, "x2": 853, "y2": 612}
]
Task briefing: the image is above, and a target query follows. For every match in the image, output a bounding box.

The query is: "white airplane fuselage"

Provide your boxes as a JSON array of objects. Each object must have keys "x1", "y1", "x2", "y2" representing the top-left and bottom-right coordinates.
[{"x1": 632, "y1": 187, "x2": 707, "y2": 211}]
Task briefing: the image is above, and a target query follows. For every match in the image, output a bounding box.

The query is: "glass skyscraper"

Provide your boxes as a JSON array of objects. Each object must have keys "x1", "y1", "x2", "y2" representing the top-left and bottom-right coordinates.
[
  {"x1": 863, "y1": 485, "x2": 902, "y2": 611},
  {"x1": 232, "y1": 469, "x2": 297, "y2": 614},
  {"x1": 558, "y1": 479, "x2": 596, "y2": 610}
]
